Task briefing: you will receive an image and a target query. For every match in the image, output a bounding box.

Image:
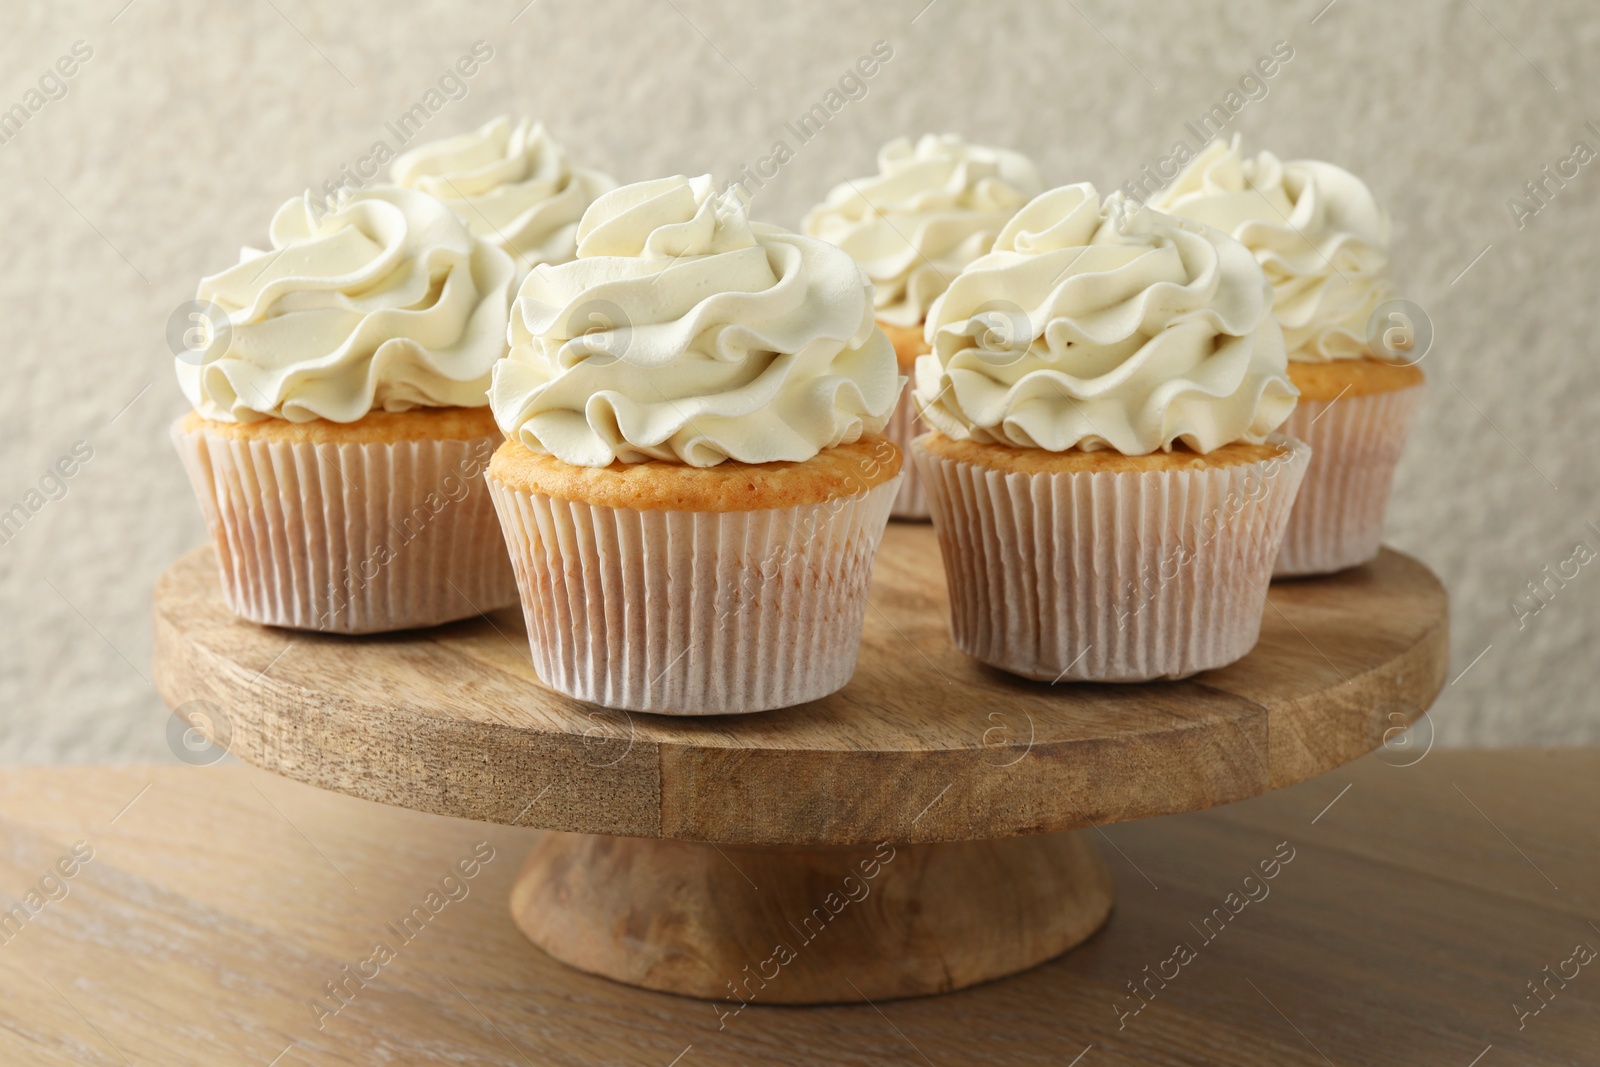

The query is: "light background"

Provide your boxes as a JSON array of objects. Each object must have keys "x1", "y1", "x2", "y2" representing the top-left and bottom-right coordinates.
[{"x1": 0, "y1": 0, "x2": 1594, "y2": 761}]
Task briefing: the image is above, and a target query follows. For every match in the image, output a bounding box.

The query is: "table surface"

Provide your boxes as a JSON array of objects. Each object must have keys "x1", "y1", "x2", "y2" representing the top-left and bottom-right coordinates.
[
  {"x1": 1, "y1": 750, "x2": 1595, "y2": 1065},
  {"x1": 152, "y1": 529, "x2": 1448, "y2": 844}
]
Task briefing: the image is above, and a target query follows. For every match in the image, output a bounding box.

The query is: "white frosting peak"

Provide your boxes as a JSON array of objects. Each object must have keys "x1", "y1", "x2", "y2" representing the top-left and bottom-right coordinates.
[
  {"x1": 914, "y1": 183, "x2": 1295, "y2": 455},
  {"x1": 390, "y1": 116, "x2": 614, "y2": 278},
  {"x1": 181, "y1": 186, "x2": 515, "y2": 423},
  {"x1": 802, "y1": 134, "x2": 1044, "y2": 327},
  {"x1": 490, "y1": 175, "x2": 901, "y2": 468},
  {"x1": 574, "y1": 174, "x2": 757, "y2": 259},
  {"x1": 1149, "y1": 136, "x2": 1392, "y2": 361}
]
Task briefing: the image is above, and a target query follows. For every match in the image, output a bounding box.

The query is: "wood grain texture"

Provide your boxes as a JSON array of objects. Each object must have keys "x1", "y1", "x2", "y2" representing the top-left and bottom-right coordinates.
[
  {"x1": 0, "y1": 754, "x2": 1594, "y2": 1066},
  {"x1": 509, "y1": 831, "x2": 1113, "y2": 1003},
  {"x1": 151, "y1": 527, "x2": 1450, "y2": 844}
]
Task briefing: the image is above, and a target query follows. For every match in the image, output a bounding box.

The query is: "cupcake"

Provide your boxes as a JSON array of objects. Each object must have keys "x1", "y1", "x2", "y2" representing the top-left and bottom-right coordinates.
[
  {"x1": 172, "y1": 186, "x2": 519, "y2": 633},
  {"x1": 391, "y1": 115, "x2": 614, "y2": 283},
  {"x1": 487, "y1": 175, "x2": 903, "y2": 715},
  {"x1": 1149, "y1": 137, "x2": 1423, "y2": 577},
  {"x1": 911, "y1": 184, "x2": 1309, "y2": 682},
  {"x1": 802, "y1": 134, "x2": 1043, "y2": 519}
]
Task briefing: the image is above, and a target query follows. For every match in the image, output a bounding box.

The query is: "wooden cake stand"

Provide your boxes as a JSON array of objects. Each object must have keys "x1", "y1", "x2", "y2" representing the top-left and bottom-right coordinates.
[{"x1": 151, "y1": 526, "x2": 1448, "y2": 1005}]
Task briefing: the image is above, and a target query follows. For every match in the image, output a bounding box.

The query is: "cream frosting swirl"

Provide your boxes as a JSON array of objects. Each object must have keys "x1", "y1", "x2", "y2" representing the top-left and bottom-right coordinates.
[
  {"x1": 390, "y1": 116, "x2": 615, "y2": 276},
  {"x1": 914, "y1": 183, "x2": 1295, "y2": 455},
  {"x1": 801, "y1": 134, "x2": 1044, "y2": 328},
  {"x1": 1149, "y1": 136, "x2": 1392, "y2": 361},
  {"x1": 490, "y1": 174, "x2": 901, "y2": 468},
  {"x1": 181, "y1": 186, "x2": 516, "y2": 423}
]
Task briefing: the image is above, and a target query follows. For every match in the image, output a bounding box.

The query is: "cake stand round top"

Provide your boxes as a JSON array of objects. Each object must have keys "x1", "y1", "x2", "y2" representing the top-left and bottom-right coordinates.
[{"x1": 152, "y1": 525, "x2": 1448, "y2": 846}]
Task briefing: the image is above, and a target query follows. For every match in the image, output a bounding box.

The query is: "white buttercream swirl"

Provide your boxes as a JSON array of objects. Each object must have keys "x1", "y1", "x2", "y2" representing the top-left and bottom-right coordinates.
[
  {"x1": 914, "y1": 183, "x2": 1295, "y2": 455},
  {"x1": 180, "y1": 186, "x2": 516, "y2": 423},
  {"x1": 490, "y1": 174, "x2": 901, "y2": 468},
  {"x1": 1149, "y1": 136, "x2": 1392, "y2": 361},
  {"x1": 390, "y1": 116, "x2": 615, "y2": 277},
  {"x1": 802, "y1": 134, "x2": 1044, "y2": 328}
]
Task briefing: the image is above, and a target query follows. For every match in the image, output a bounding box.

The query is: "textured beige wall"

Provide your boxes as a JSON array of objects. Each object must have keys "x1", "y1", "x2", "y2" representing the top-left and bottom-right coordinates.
[{"x1": 1, "y1": 0, "x2": 1595, "y2": 761}]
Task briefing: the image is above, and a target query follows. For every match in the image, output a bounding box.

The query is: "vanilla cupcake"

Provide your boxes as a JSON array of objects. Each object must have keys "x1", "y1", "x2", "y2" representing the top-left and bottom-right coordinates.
[
  {"x1": 487, "y1": 175, "x2": 903, "y2": 715},
  {"x1": 912, "y1": 184, "x2": 1308, "y2": 682},
  {"x1": 391, "y1": 115, "x2": 614, "y2": 283},
  {"x1": 803, "y1": 134, "x2": 1043, "y2": 519},
  {"x1": 172, "y1": 186, "x2": 519, "y2": 633},
  {"x1": 1150, "y1": 137, "x2": 1423, "y2": 577}
]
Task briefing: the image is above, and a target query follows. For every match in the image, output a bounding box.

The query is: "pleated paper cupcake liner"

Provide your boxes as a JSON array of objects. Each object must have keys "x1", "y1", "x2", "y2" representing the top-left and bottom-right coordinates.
[
  {"x1": 172, "y1": 418, "x2": 518, "y2": 634},
  {"x1": 884, "y1": 388, "x2": 930, "y2": 521},
  {"x1": 1273, "y1": 384, "x2": 1425, "y2": 578},
  {"x1": 486, "y1": 473, "x2": 902, "y2": 715},
  {"x1": 912, "y1": 435, "x2": 1310, "y2": 682}
]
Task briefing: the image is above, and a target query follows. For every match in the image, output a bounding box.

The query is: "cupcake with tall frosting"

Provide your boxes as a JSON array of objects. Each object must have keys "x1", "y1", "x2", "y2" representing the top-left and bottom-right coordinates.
[
  {"x1": 171, "y1": 185, "x2": 519, "y2": 633},
  {"x1": 391, "y1": 115, "x2": 614, "y2": 283},
  {"x1": 487, "y1": 174, "x2": 903, "y2": 714},
  {"x1": 911, "y1": 183, "x2": 1308, "y2": 682},
  {"x1": 803, "y1": 134, "x2": 1043, "y2": 519},
  {"x1": 1149, "y1": 136, "x2": 1423, "y2": 576}
]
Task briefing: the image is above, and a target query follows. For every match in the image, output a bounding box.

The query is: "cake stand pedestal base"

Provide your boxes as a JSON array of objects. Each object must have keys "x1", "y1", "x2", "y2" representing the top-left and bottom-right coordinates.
[{"x1": 508, "y1": 830, "x2": 1114, "y2": 1004}]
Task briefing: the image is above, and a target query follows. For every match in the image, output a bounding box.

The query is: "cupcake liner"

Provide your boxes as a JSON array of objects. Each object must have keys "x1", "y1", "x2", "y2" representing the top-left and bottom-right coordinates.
[
  {"x1": 486, "y1": 472, "x2": 902, "y2": 715},
  {"x1": 172, "y1": 418, "x2": 517, "y2": 633},
  {"x1": 883, "y1": 389, "x2": 930, "y2": 520},
  {"x1": 1273, "y1": 384, "x2": 1425, "y2": 578},
  {"x1": 912, "y1": 434, "x2": 1310, "y2": 682}
]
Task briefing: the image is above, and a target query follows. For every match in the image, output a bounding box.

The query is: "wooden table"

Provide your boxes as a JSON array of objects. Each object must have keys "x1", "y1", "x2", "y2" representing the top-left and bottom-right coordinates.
[{"x1": 0, "y1": 751, "x2": 1594, "y2": 1065}]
